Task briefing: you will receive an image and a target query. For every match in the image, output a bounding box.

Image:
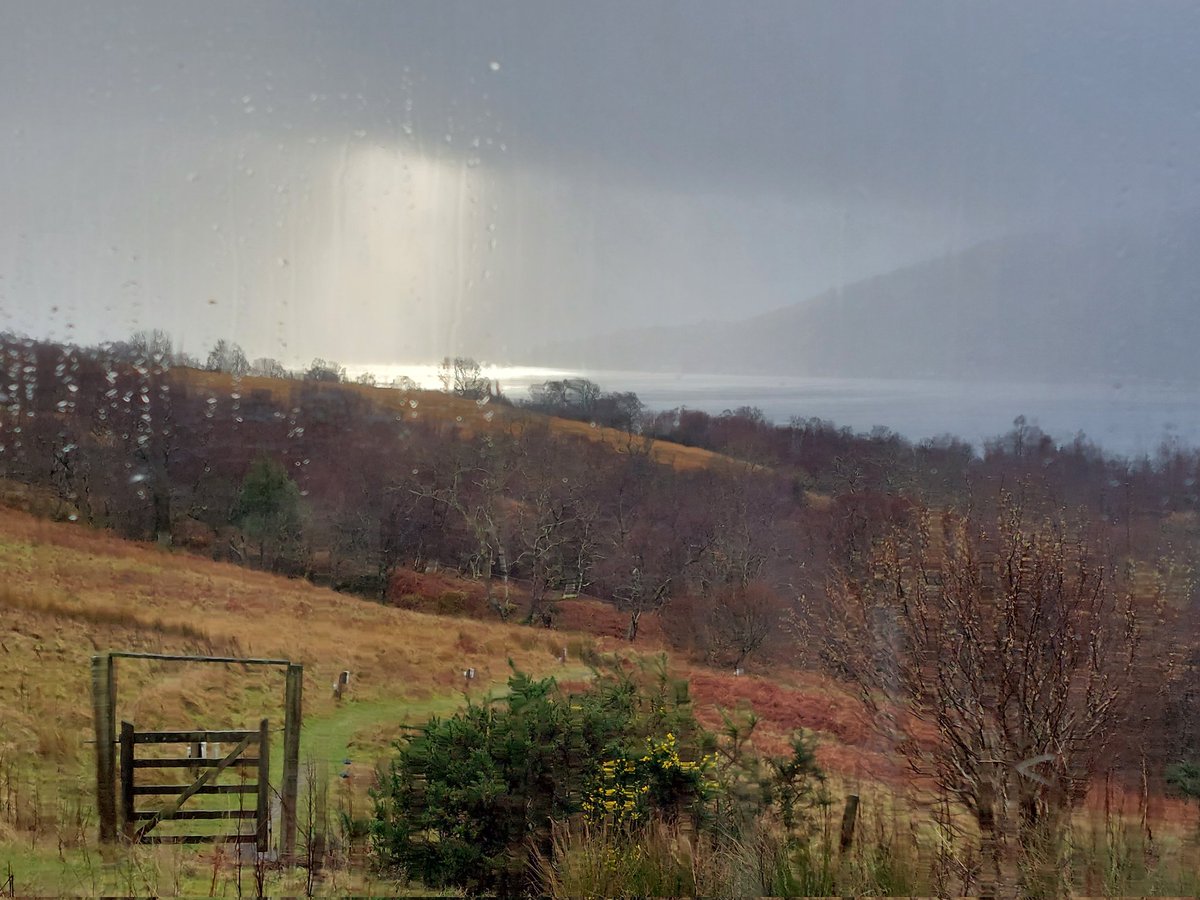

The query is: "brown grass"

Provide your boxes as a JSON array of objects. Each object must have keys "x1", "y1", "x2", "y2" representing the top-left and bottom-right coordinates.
[
  {"x1": 680, "y1": 665, "x2": 912, "y2": 782},
  {"x1": 176, "y1": 367, "x2": 747, "y2": 472},
  {"x1": 0, "y1": 505, "x2": 586, "y2": 805},
  {"x1": 555, "y1": 598, "x2": 668, "y2": 644}
]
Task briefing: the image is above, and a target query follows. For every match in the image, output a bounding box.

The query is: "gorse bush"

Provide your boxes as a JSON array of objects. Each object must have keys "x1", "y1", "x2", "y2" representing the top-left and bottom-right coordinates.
[
  {"x1": 371, "y1": 659, "x2": 821, "y2": 895},
  {"x1": 582, "y1": 733, "x2": 717, "y2": 826}
]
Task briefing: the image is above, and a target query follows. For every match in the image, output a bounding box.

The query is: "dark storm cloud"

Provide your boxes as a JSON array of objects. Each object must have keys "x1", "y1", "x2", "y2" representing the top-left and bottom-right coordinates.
[
  {"x1": 16, "y1": 1, "x2": 1200, "y2": 211},
  {"x1": 3, "y1": 1, "x2": 1200, "y2": 362}
]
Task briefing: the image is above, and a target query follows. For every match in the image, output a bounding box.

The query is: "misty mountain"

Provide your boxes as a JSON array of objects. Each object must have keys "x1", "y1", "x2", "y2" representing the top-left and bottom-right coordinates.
[{"x1": 537, "y1": 215, "x2": 1200, "y2": 382}]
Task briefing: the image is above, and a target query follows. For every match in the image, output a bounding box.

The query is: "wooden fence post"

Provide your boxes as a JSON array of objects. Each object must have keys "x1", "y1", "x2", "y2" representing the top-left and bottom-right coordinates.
[
  {"x1": 281, "y1": 664, "x2": 303, "y2": 864},
  {"x1": 256, "y1": 718, "x2": 270, "y2": 854},
  {"x1": 839, "y1": 794, "x2": 860, "y2": 855},
  {"x1": 91, "y1": 654, "x2": 117, "y2": 844}
]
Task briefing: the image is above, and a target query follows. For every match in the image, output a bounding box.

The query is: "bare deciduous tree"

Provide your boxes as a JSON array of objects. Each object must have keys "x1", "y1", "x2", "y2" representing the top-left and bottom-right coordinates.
[
  {"x1": 413, "y1": 433, "x2": 519, "y2": 619},
  {"x1": 205, "y1": 339, "x2": 249, "y2": 376},
  {"x1": 249, "y1": 357, "x2": 288, "y2": 379},
  {"x1": 510, "y1": 437, "x2": 600, "y2": 626},
  {"x1": 596, "y1": 469, "x2": 714, "y2": 642},
  {"x1": 803, "y1": 499, "x2": 1165, "y2": 897},
  {"x1": 705, "y1": 580, "x2": 784, "y2": 670},
  {"x1": 438, "y1": 356, "x2": 490, "y2": 399}
]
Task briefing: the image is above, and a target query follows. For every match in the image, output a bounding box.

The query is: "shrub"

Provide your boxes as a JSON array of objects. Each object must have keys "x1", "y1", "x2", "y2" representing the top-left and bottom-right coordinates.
[
  {"x1": 372, "y1": 670, "x2": 624, "y2": 894},
  {"x1": 370, "y1": 663, "x2": 714, "y2": 894},
  {"x1": 371, "y1": 660, "x2": 827, "y2": 895},
  {"x1": 582, "y1": 733, "x2": 715, "y2": 826}
]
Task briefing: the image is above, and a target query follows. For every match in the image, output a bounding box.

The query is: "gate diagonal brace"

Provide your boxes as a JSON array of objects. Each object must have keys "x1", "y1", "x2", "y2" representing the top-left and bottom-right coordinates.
[{"x1": 135, "y1": 733, "x2": 255, "y2": 841}]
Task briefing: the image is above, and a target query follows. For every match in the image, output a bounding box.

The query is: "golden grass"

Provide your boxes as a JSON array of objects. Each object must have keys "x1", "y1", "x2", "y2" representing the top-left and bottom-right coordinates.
[
  {"x1": 0, "y1": 500, "x2": 605, "y2": 892},
  {"x1": 0, "y1": 505, "x2": 584, "y2": 803}
]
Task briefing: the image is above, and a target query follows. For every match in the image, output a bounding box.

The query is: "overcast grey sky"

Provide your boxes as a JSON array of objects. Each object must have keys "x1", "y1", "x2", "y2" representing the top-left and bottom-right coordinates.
[{"x1": 3, "y1": 1, "x2": 1200, "y2": 366}]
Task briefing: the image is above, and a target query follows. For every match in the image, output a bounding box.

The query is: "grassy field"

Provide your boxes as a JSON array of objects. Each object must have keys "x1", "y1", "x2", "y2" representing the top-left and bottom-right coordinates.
[{"x1": 0, "y1": 505, "x2": 594, "y2": 894}]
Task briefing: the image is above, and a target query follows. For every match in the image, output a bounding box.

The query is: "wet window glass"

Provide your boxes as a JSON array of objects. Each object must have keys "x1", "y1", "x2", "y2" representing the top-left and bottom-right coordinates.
[{"x1": 3, "y1": 3, "x2": 1199, "y2": 895}]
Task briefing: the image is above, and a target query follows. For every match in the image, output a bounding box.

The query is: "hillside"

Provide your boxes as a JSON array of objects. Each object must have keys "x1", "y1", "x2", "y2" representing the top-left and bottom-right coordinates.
[
  {"x1": 5, "y1": 338, "x2": 1200, "y2": 894},
  {"x1": 0, "y1": 506, "x2": 595, "y2": 893},
  {"x1": 0, "y1": 506, "x2": 881, "y2": 894},
  {"x1": 539, "y1": 214, "x2": 1200, "y2": 382},
  {"x1": 181, "y1": 368, "x2": 748, "y2": 473}
]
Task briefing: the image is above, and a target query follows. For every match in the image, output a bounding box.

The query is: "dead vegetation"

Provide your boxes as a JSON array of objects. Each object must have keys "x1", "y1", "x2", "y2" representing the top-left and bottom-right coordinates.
[{"x1": 181, "y1": 367, "x2": 742, "y2": 473}]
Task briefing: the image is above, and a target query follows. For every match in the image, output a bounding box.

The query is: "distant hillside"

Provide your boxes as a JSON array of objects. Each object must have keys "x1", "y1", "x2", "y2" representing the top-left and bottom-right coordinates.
[
  {"x1": 180, "y1": 368, "x2": 744, "y2": 472},
  {"x1": 540, "y1": 215, "x2": 1200, "y2": 382}
]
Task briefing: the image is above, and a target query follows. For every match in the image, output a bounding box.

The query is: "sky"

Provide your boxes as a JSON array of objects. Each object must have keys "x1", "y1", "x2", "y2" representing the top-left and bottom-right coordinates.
[{"x1": 3, "y1": 1, "x2": 1200, "y2": 368}]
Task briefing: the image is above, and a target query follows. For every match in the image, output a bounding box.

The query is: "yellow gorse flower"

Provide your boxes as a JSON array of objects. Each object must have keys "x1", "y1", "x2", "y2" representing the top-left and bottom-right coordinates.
[{"x1": 583, "y1": 732, "x2": 716, "y2": 826}]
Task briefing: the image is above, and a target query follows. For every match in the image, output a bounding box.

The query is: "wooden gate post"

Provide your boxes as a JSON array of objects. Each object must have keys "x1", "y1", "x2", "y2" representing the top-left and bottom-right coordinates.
[
  {"x1": 281, "y1": 663, "x2": 303, "y2": 863},
  {"x1": 91, "y1": 654, "x2": 117, "y2": 843},
  {"x1": 120, "y1": 721, "x2": 136, "y2": 841},
  {"x1": 256, "y1": 718, "x2": 270, "y2": 853}
]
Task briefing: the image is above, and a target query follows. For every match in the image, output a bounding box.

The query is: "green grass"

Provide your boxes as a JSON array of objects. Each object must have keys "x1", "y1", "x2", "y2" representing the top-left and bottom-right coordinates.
[
  {"x1": 298, "y1": 663, "x2": 594, "y2": 773},
  {"x1": 0, "y1": 839, "x2": 428, "y2": 897},
  {"x1": 0, "y1": 665, "x2": 596, "y2": 896}
]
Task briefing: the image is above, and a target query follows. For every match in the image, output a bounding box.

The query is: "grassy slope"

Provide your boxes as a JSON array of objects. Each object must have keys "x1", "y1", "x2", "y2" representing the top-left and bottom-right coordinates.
[
  {"x1": 0, "y1": 370, "x2": 764, "y2": 893},
  {"x1": 2, "y1": 492, "x2": 1192, "y2": 893},
  {"x1": 0, "y1": 506, "x2": 593, "y2": 893}
]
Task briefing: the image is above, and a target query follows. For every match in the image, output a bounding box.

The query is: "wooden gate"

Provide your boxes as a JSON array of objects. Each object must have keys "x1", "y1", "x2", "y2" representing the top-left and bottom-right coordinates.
[
  {"x1": 93, "y1": 652, "x2": 302, "y2": 859},
  {"x1": 119, "y1": 719, "x2": 271, "y2": 849}
]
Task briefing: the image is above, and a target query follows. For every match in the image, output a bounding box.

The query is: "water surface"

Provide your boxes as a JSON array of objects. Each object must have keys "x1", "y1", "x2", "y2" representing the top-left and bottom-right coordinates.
[{"x1": 348, "y1": 363, "x2": 1199, "y2": 459}]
